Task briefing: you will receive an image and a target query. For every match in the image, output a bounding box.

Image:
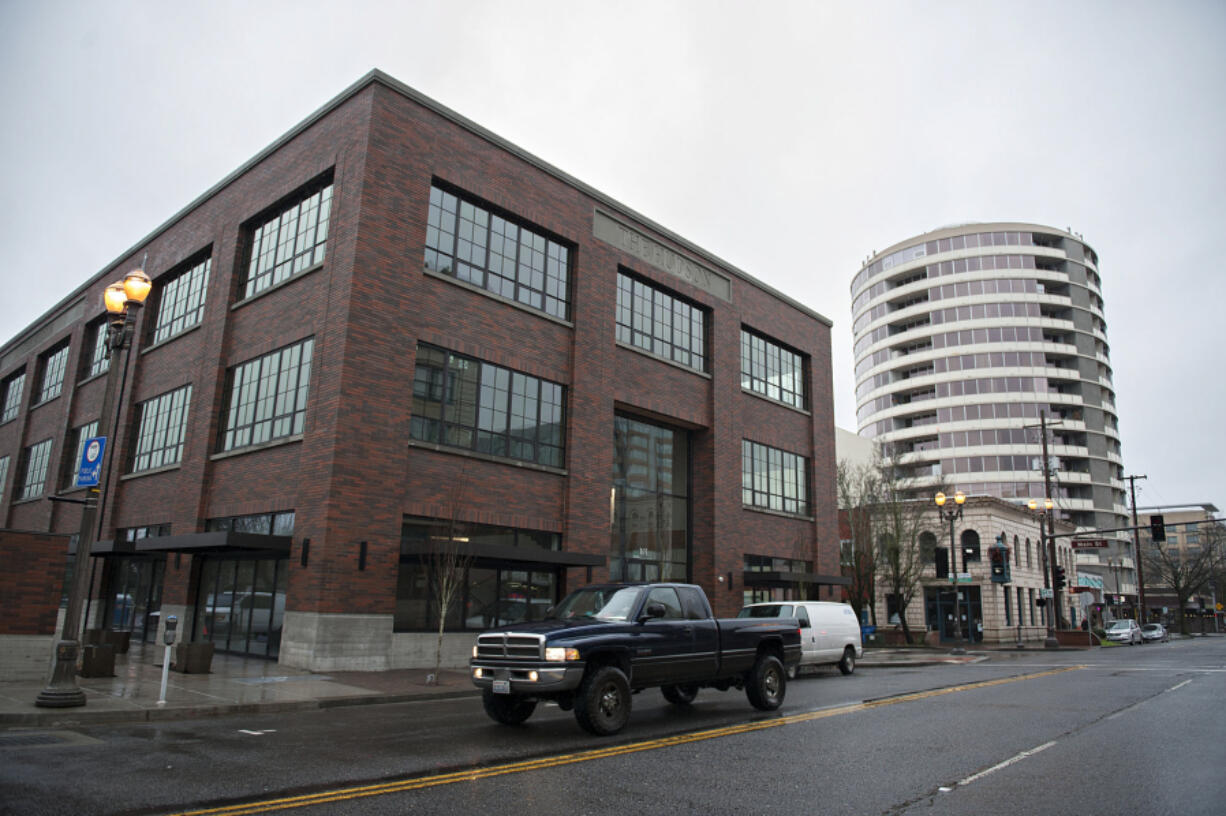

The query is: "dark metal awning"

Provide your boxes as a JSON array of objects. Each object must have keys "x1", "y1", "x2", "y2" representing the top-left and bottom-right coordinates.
[
  {"x1": 133, "y1": 531, "x2": 293, "y2": 555},
  {"x1": 742, "y1": 570, "x2": 851, "y2": 589},
  {"x1": 400, "y1": 539, "x2": 605, "y2": 568},
  {"x1": 68, "y1": 538, "x2": 135, "y2": 556}
]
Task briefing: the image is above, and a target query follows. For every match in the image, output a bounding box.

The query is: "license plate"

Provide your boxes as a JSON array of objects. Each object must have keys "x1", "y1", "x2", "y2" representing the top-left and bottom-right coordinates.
[{"x1": 493, "y1": 679, "x2": 511, "y2": 694}]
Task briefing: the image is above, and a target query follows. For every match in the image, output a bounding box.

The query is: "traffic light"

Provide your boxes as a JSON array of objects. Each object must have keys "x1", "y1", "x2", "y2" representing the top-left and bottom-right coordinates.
[
  {"x1": 1150, "y1": 514, "x2": 1166, "y2": 542},
  {"x1": 1053, "y1": 565, "x2": 1066, "y2": 590},
  {"x1": 989, "y1": 533, "x2": 1010, "y2": 583}
]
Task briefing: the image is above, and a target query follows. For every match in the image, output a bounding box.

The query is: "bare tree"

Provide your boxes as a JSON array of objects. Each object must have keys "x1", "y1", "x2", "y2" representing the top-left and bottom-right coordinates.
[
  {"x1": 1143, "y1": 520, "x2": 1224, "y2": 636},
  {"x1": 427, "y1": 473, "x2": 474, "y2": 683},
  {"x1": 837, "y1": 458, "x2": 880, "y2": 626},
  {"x1": 871, "y1": 451, "x2": 944, "y2": 645}
]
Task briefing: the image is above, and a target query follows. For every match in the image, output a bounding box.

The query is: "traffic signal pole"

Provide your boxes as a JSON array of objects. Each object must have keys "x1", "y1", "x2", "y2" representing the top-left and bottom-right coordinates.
[
  {"x1": 1127, "y1": 474, "x2": 1148, "y2": 622},
  {"x1": 1039, "y1": 413, "x2": 1064, "y2": 632}
]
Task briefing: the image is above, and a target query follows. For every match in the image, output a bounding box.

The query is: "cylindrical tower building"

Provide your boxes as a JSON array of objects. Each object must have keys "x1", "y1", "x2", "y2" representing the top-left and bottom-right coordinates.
[{"x1": 851, "y1": 223, "x2": 1127, "y2": 533}]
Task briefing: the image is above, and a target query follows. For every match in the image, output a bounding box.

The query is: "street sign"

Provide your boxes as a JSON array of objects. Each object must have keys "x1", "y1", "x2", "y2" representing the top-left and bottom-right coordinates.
[
  {"x1": 75, "y1": 436, "x2": 107, "y2": 488},
  {"x1": 1040, "y1": 588, "x2": 1053, "y2": 599},
  {"x1": 1071, "y1": 539, "x2": 1109, "y2": 548},
  {"x1": 955, "y1": 572, "x2": 972, "y2": 584}
]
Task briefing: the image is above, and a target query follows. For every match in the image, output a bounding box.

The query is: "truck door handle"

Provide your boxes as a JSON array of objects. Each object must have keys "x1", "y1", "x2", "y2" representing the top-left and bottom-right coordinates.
[{"x1": 682, "y1": 626, "x2": 694, "y2": 636}]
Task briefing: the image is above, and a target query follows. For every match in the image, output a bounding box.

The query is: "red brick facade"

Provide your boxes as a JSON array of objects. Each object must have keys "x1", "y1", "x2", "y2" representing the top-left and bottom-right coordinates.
[{"x1": 0, "y1": 71, "x2": 837, "y2": 662}]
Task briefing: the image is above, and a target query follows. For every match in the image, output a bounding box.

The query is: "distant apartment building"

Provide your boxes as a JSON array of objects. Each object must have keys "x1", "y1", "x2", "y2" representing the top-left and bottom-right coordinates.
[
  {"x1": 851, "y1": 223, "x2": 1130, "y2": 603},
  {"x1": 1136, "y1": 504, "x2": 1224, "y2": 626}
]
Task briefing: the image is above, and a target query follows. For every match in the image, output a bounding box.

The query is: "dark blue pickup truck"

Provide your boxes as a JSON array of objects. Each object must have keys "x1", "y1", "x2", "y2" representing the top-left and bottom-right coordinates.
[{"x1": 470, "y1": 582, "x2": 802, "y2": 735}]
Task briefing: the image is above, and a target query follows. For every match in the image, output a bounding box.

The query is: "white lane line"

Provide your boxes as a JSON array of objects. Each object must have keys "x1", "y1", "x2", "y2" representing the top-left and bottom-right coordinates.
[
  {"x1": 954, "y1": 741, "x2": 1058, "y2": 787},
  {"x1": 1167, "y1": 679, "x2": 1193, "y2": 692}
]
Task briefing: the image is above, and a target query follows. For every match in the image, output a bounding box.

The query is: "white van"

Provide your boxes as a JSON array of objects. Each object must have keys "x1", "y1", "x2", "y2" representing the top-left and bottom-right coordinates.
[{"x1": 738, "y1": 601, "x2": 863, "y2": 678}]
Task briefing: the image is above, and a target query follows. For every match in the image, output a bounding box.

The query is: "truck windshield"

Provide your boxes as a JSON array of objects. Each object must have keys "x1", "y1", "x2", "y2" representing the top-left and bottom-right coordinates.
[{"x1": 551, "y1": 587, "x2": 642, "y2": 621}]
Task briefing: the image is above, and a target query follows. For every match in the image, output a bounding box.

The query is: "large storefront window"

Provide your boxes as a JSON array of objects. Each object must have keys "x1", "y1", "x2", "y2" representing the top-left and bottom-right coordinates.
[
  {"x1": 395, "y1": 516, "x2": 561, "y2": 632},
  {"x1": 105, "y1": 555, "x2": 166, "y2": 643},
  {"x1": 610, "y1": 415, "x2": 690, "y2": 582},
  {"x1": 195, "y1": 556, "x2": 288, "y2": 658}
]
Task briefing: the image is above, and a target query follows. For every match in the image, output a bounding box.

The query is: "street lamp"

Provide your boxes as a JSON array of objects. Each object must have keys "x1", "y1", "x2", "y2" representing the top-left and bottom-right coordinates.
[
  {"x1": 37, "y1": 268, "x2": 152, "y2": 708},
  {"x1": 935, "y1": 490, "x2": 967, "y2": 655},
  {"x1": 1028, "y1": 497, "x2": 1061, "y2": 649}
]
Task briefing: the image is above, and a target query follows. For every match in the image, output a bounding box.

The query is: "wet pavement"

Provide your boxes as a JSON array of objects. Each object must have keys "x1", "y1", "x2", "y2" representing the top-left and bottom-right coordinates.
[{"x1": 0, "y1": 642, "x2": 1002, "y2": 728}]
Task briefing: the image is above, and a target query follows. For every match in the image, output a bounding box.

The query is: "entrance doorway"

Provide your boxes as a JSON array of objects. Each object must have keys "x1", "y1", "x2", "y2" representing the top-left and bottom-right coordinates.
[
  {"x1": 924, "y1": 584, "x2": 983, "y2": 643},
  {"x1": 194, "y1": 556, "x2": 288, "y2": 658},
  {"x1": 104, "y1": 555, "x2": 166, "y2": 643}
]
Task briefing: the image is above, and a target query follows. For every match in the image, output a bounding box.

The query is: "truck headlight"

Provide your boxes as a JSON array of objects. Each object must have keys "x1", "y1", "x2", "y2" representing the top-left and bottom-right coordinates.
[{"x1": 544, "y1": 647, "x2": 580, "y2": 662}]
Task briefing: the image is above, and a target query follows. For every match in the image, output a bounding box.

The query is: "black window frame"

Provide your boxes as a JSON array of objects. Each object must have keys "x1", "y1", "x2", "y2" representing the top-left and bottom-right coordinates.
[
  {"x1": 239, "y1": 174, "x2": 334, "y2": 301},
  {"x1": 740, "y1": 327, "x2": 808, "y2": 409},
  {"x1": 19, "y1": 437, "x2": 54, "y2": 500},
  {"x1": 0, "y1": 369, "x2": 24, "y2": 423},
  {"x1": 150, "y1": 252, "x2": 212, "y2": 344},
  {"x1": 219, "y1": 338, "x2": 314, "y2": 452},
  {"x1": 36, "y1": 342, "x2": 70, "y2": 404},
  {"x1": 131, "y1": 384, "x2": 193, "y2": 472},
  {"x1": 424, "y1": 182, "x2": 572, "y2": 320},
  {"x1": 741, "y1": 439, "x2": 810, "y2": 516},
  {"x1": 615, "y1": 270, "x2": 707, "y2": 372},
  {"x1": 409, "y1": 342, "x2": 566, "y2": 468}
]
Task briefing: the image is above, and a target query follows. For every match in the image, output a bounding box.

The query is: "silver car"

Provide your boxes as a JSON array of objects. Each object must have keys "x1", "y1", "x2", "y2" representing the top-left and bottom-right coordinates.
[
  {"x1": 1141, "y1": 623, "x2": 1170, "y2": 643},
  {"x1": 1105, "y1": 619, "x2": 1143, "y2": 645}
]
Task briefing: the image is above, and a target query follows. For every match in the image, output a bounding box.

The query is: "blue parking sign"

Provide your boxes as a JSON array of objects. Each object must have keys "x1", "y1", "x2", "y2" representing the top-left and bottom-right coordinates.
[{"x1": 76, "y1": 436, "x2": 107, "y2": 487}]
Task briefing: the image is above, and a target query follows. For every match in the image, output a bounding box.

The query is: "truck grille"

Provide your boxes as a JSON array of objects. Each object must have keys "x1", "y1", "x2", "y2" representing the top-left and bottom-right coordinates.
[{"x1": 475, "y1": 632, "x2": 544, "y2": 660}]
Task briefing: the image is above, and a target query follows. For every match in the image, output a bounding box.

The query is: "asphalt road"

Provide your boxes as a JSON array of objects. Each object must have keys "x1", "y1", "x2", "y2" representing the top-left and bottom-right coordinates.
[{"x1": 3, "y1": 639, "x2": 1224, "y2": 816}]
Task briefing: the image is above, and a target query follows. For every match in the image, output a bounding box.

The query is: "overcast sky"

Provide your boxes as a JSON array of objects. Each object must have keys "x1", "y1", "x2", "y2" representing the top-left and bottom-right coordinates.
[{"x1": 2, "y1": 1, "x2": 1223, "y2": 513}]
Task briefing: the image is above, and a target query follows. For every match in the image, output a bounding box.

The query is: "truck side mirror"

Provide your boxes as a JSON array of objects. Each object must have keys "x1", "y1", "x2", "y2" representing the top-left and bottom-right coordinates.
[{"x1": 640, "y1": 601, "x2": 667, "y2": 621}]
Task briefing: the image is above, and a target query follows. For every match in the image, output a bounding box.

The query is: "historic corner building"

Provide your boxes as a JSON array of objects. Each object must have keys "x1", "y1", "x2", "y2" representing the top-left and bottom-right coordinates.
[
  {"x1": 879, "y1": 496, "x2": 1081, "y2": 645},
  {"x1": 0, "y1": 70, "x2": 841, "y2": 673},
  {"x1": 851, "y1": 223, "x2": 1132, "y2": 609}
]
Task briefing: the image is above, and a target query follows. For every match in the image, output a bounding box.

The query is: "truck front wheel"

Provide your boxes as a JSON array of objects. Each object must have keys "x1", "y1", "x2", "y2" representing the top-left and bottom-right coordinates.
[
  {"x1": 482, "y1": 689, "x2": 537, "y2": 725},
  {"x1": 575, "y1": 665, "x2": 632, "y2": 736},
  {"x1": 745, "y1": 654, "x2": 786, "y2": 711}
]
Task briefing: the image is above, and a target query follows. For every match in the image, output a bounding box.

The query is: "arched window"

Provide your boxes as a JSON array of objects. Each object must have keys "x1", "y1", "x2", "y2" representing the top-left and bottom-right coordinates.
[
  {"x1": 1013, "y1": 535, "x2": 1021, "y2": 566},
  {"x1": 961, "y1": 529, "x2": 981, "y2": 563},
  {"x1": 1026, "y1": 538, "x2": 1032, "y2": 568},
  {"x1": 919, "y1": 531, "x2": 938, "y2": 563}
]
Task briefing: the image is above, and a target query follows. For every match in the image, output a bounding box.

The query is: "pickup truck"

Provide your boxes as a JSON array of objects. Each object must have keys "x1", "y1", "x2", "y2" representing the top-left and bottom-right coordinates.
[{"x1": 470, "y1": 582, "x2": 802, "y2": 736}]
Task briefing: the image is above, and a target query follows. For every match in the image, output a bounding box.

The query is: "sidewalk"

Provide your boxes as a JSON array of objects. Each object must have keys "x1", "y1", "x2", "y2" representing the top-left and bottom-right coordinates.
[{"x1": 1, "y1": 643, "x2": 989, "y2": 728}]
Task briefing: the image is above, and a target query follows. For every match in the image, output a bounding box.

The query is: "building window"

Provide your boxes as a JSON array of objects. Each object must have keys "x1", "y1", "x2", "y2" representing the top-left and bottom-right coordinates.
[
  {"x1": 611, "y1": 415, "x2": 690, "y2": 582},
  {"x1": 395, "y1": 516, "x2": 560, "y2": 631},
  {"x1": 152, "y1": 254, "x2": 211, "y2": 343},
  {"x1": 742, "y1": 439, "x2": 809, "y2": 515},
  {"x1": 241, "y1": 179, "x2": 333, "y2": 300},
  {"x1": 219, "y1": 338, "x2": 313, "y2": 452},
  {"x1": 65, "y1": 420, "x2": 99, "y2": 488},
  {"x1": 1, "y1": 369, "x2": 24, "y2": 422},
  {"x1": 206, "y1": 511, "x2": 295, "y2": 536},
  {"x1": 19, "y1": 438, "x2": 54, "y2": 500},
  {"x1": 1005, "y1": 587, "x2": 1013, "y2": 626},
  {"x1": 424, "y1": 184, "x2": 570, "y2": 319},
  {"x1": 410, "y1": 343, "x2": 565, "y2": 468},
  {"x1": 615, "y1": 271, "x2": 706, "y2": 371},
  {"x1": 121, "y1": 524, "x2": 171, "y2": 541},
  {"x1": 741, "y1": 328, "x2": 806, "y2": 409},
  {"x1": 36, "y1": 343, "x2": 70, "y2": 404},
  {"x1": 0, "y1": 455, "x2": 9, "y2": 499},
  {"x1": 132, "y1": 385, "x2": 192, "y2": 472},
  {"x1": 961, "y1": 529, "x2": 981, "y2": 562},
  {"x1": 84, "y1": 320, "x2": 110, "y2": 379}
]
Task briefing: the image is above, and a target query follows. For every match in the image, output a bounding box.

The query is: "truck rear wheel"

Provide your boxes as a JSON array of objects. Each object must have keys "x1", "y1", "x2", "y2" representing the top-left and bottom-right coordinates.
[
  {"x1": 838, "y1": 647, "x2": 856, "y2": 675},
  {"x1": 575, "y1": 665, "x2": 632, "y2": 736},
  {"x1": 745, "y1": 654, "x2": 786, "y2": 711},
  {"x1": 482, "y1": 690, "x2": 537, "y2": 725},
  {"x1": 661, "y1": 684, "x2": 698, "y2": 705}
]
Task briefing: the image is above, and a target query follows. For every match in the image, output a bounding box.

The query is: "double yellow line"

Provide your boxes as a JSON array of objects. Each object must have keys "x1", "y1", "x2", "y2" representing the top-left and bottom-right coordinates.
[{"x1": 171, "y1": 666, "x2": 1083, "y2": 816}]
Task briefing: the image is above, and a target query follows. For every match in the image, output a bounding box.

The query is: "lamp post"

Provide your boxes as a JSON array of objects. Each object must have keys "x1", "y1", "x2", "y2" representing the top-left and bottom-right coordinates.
[
  {"x1": 37, "y1": 268, "x2": 151, "y2": 708},
  {"x1": 1028, "y1": 497, "x2": 1060, "y2": 649},
  {"x1": 935, "y1": 490, "x2": 967, "y2": 655}
]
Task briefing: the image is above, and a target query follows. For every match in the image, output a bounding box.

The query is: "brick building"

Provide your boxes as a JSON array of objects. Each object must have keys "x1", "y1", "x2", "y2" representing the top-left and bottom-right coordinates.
[{"x1": 0, "y1": 70, "x2": 840, "y2": 672}]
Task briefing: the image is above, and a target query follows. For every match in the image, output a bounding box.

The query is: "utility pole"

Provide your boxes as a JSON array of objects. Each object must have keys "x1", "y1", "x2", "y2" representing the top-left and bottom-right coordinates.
[
  {"x1": 1026, "y1": 412, "x2": 1064, "y2": 633},
  {"x1": 1126, "y1": 474, "x2": 1148, "y2": 621}
]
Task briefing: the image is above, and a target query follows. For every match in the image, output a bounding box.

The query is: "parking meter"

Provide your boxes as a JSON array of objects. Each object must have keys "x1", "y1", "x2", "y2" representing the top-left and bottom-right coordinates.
[{"x1": 164, "y1": 615, "x2": 178, "y2": 645}]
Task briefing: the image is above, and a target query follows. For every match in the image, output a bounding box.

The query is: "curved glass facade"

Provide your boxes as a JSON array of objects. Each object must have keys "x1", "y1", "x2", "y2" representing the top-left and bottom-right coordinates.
[{"x1": 851, "y1": 223, "x2": 1125, "y2": 531}]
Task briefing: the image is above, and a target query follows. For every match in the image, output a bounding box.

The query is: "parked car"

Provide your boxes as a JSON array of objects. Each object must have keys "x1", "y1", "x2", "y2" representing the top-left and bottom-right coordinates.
[
  {"x1": 1141, "y1": 622, "x2": 1170, "y2": 643},
  {"x1": 738, "y1": 601, "x2": 862, "y2": 679},
  {"x1": 1104, "y1": 619, "x2": 1143, "y2": 645}
]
